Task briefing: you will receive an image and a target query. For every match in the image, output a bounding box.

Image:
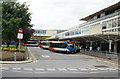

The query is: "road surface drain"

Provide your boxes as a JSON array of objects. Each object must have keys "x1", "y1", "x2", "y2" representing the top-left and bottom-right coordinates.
[{"x1": 94, "y1": 65, "x2": 109, "y2": 68}]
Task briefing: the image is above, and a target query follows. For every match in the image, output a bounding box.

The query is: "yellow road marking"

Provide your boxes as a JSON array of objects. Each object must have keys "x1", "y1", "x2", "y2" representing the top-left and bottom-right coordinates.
[{"x1": 28, "y1": 48, "x2": 37, "y2": 63}]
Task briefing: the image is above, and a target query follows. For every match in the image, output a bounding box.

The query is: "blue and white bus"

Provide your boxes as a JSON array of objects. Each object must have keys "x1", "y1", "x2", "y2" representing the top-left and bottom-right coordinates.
[{"x1": 49, "y1": 41, "x2": 77, "y2": 54}]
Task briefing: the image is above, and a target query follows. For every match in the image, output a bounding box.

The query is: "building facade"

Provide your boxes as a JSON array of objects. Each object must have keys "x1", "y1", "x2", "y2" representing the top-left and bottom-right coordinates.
[
  {"x1": 31, "y1": 29, "x2": 66, "y2": 41},
  {"x1": 49, "y1": 2, "x2": 120, "y2": 53}
]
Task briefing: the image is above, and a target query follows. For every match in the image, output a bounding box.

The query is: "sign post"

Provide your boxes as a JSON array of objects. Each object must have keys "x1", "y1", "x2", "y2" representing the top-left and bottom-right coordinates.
[{"x1": 17, "y1": 28, "x2": 23, "y2": 53}]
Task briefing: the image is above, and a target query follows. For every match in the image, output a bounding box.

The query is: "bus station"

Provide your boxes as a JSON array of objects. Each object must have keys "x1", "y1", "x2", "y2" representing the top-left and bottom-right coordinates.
[
  {"x1": 1, "y1": 1, "x2": 120, "y2": 79},
  {"x1": 48, "y1": 2, "x2": 120, "y2": 56}
]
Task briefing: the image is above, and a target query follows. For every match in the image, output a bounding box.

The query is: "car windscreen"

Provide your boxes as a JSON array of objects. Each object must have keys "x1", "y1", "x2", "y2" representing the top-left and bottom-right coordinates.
[{"x1": 50, "y1": 43, "x2": 67, "y2": 48}]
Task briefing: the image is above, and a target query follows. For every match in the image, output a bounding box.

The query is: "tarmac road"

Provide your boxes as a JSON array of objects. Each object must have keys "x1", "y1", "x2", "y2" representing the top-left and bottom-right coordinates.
[{"x1": 1, "y1": 47, "x2": 119, "y2": 78}]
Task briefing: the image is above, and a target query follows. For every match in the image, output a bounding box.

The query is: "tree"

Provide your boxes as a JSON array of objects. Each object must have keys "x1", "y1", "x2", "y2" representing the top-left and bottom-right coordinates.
[
  {"x1": 2, "y1": 2, "x2": 34, "y2": 46},
  {"x1": 23, "y1": 27, "x2": 35, "y2": 41}
]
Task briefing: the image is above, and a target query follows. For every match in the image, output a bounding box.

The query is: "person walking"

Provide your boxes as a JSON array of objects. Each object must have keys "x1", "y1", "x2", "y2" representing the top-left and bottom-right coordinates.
[
  {"x1": 97, "y1": 46, "x2": 100, "y2": 52},
  {"x1": 85, "y1": 46, "x2": 88, "y2": 51},
  {"x1": 79, "y1": 45, "x2": 82, "y2": 52},
  {"x1": 89, "y1": 46, "x2": 92, "y2": 51}
]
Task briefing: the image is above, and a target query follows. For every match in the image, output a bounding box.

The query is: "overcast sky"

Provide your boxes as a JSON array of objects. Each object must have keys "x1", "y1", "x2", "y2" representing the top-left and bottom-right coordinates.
[{"x1": 17, "y1": 0, "x2": 119, "y2": 30}]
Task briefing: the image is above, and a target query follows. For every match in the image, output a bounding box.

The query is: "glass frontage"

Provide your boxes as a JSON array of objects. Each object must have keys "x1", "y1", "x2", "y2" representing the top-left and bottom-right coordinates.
[{"x1": 102, "y1": 17, "x2": 119, "y2": 30}]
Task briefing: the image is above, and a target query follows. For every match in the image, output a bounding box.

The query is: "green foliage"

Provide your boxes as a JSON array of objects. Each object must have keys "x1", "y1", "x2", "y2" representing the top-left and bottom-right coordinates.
[
  {"x1": 2, "y1": 45, "x2": 26, "y2": 50},
  {"x1": 2, "y1": 2, "x2": 34, "y2": 43}
]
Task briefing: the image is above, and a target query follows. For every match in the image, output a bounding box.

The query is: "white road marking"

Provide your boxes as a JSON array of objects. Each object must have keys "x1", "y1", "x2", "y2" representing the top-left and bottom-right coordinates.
[
  {"x1": 57, "y1": 68, "x2": 67, "y2": 71},
  {"x1": 67, "y1": 68, "x2": 78, "y2": 71},
  {"x1": 35, "y1": 72, "x2": 47, "y2": 73},
  {"x1": 89, "y1": 68, "x2": 98, "y2": 71},
  {"x1": 1, "y1": 67, "x2": 9, "y2": 70},
  {"x1": 97, "y1": 68, "x2": 107, "y2": 71},
  {"x1": 46, "y1": 68, "x2": 56, "y2": 71},
  {"x1": 107, "y1": 68, "x2": 118, "y2": 71},
  {"x1": 24, "y1": 68, "x2": 33, "y2": 71},
  {"x1": 67, "y1": 55, "x2": 79, "y2": 56},
  {"x1": 35, "y1": 68, "x2": 45, "y2": 71},
  {"x1": 42, "y1": 55, "x2": 50, "y2": 58},
  {"x1": 13, "y1": 71, "x2": 22, "y2": 72},
  {"x1": 12, "y1": 68, "x2": 21, "y2": 70},
  {"x1": 79, "y1": 68, "x2": 88, "y2": 71}
]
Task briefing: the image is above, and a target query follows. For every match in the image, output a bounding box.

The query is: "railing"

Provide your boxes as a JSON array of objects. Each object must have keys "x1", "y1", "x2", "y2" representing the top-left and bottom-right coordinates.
[
  {"x1": 56, "y1": 11, "x2": 120, "y2": 38},
  {"x1": 80, "y1": 49, "x2": 118, "y2": 61}
]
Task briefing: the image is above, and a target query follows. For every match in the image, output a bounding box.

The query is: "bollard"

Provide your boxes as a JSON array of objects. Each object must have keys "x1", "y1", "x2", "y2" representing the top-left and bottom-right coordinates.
[{"x1": 14, "y1": 52, "x2": 16, "y2": 61}]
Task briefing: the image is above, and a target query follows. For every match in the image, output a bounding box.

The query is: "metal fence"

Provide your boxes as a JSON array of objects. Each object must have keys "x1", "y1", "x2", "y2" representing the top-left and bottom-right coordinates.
[{"x1": 80, "y1": 49, "x2": 118, "y2": 61}]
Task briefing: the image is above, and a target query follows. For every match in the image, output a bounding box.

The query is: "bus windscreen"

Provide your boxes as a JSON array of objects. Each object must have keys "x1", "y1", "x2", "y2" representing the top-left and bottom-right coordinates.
[
  {"x1": 67, "y1": 44, "x2": 75, "y2": 48},
  {"x1": 41, "y1": 43, "x2": 49, "y2": 45}
]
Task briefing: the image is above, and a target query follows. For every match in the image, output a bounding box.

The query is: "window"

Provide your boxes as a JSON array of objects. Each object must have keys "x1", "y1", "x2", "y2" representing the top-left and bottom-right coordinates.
[
  {"x1": 69, "y1": 31, "x2": 74, "y2": 35},
  {"x1": 102, "y1": 22, "x2": 107, "y2": 29},
  {"x1": 43, "y1": 30, "x2": 46, "y2": 34},
  {"x1": 101, "y1": 12, "x2": 105, "y2": 17},
  {"x1": 74, "y1": 30, "x2": 81, "y2": 35},
  {"x1": 41, "y1": 43, "x2": 49, "y2": 45},
  {"x1": 112, "y1": 19, "x2": 117, "y2": 27},
  {"x1": 65, "y1": 32, "x2": 69, "y2": 36},
  {"x1": 67, "y1": 44, "x2": 75, "y2": 48},
  {"x1": 118, "y1": 17, "x2": 120, "y2": 27},
  {"x1": 112, "y1": 29, "x2": 117, "y2": 32},
  {"x1": 50, "y1": 43, "x2": 67, "y2": 48},
  {"x1": 38, "y1": 31, "x2": 40, "y2": 33},
  {"x1": 108, "y1": 20, "x2": 112, "y2": 28},
  {"x1": 118, "y1": 28, "x2": 120, "y2": 32}
]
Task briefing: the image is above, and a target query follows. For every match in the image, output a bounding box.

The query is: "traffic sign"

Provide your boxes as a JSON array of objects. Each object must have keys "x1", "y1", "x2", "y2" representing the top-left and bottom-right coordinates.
[
  {"x1": 17, "y1": 33, "x2": 23, "y2": 39},
  {"x1": 18, "y1": 28, "x2": 23, "y2": 33}
]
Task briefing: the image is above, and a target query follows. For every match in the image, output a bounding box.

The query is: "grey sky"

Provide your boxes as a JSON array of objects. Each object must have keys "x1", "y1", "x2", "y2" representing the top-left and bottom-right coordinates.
[{"x1": 17, "y1": 0, "x2": 119, "y2": 30}]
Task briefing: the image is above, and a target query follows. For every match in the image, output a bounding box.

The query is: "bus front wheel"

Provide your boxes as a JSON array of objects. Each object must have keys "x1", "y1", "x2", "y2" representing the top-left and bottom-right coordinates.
[
  {"x1": 72, "y1": 51, "x2": 76, "y2": 54},
  {"x1": 66, "y1": 51, "x2": 69, "y2": 54}
]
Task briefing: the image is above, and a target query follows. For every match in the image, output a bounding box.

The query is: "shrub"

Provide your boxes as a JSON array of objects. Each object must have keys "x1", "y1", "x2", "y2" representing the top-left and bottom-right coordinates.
[
  {"x1": 9, "y1": 48, "x2": 18, "y2": 52},
  {"x1": 2, "y1": 48, "x2": 10, "y2": 51}
]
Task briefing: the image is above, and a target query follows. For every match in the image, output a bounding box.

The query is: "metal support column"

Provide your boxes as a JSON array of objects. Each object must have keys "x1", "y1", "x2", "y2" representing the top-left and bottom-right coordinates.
[
  {"x1": 114, "y1": 41, "x2": 117, "y2": 53},
  {"x1": 109, "y1": 40, "x2": 112, "y2": 53}
]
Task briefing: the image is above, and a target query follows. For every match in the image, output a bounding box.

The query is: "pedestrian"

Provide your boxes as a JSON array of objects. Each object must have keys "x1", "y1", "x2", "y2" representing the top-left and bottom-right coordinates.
[
  {"x1": 79, "y1": 45, "x2": 82, "y2": 52},
  {"x1": 97, "y1": 46, "x2": 100, "y2": 52},
  {"x1": 89, "y1": 46, "x2": 92, "y2": 51},
  {"x1": 10, "y1": 40, "x2": 16, "y2": 45},
  {"x1": 75, "y1": 45, "x2": 79, "y2": 52}
]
